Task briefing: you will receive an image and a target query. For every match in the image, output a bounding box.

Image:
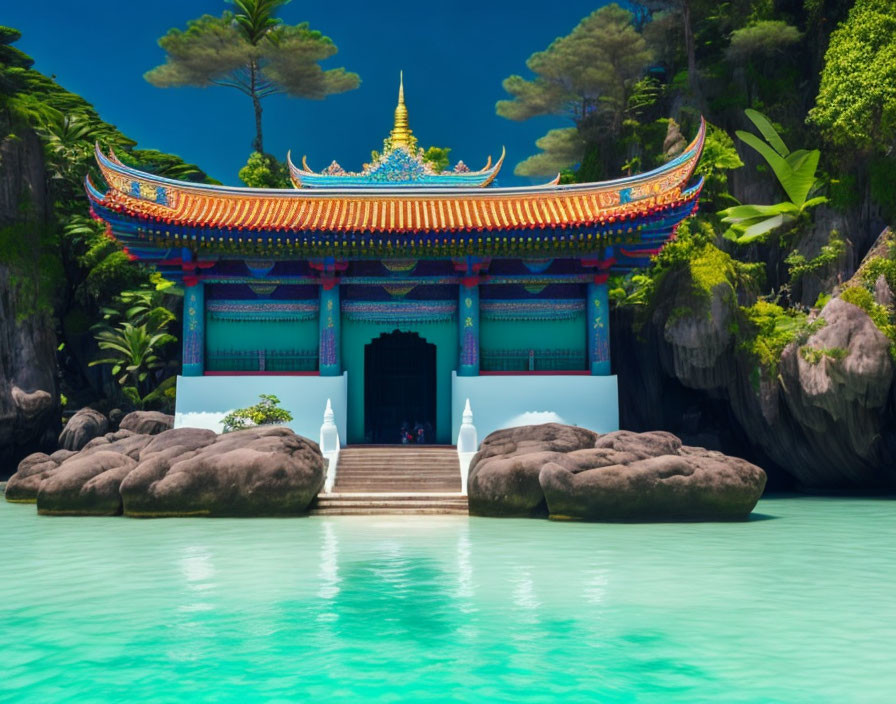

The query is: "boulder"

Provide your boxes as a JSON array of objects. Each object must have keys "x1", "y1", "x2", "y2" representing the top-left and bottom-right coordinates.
[
  {"x1": 138, "y1": 427, "x2": 218, "y2": 462},
  {"x1": 468, "y1": 423, "x2": 597, "y2": 517},
  {"x1": 120, "y1": 426, "x2": 325, "y2": 517},
  {"x1": 540, "y1": 447, "x2": 767, "y2": 521},
  {"x1": 4, "y1": 452, "x2": 62, "y2": 502},
  {"x1": 468, "y1": 425, "x2": 766, "y2": 521},
  {"x1": 36, "y1": 451, "x2": 138, "y2": 516},
  {"x1": 58, "y1": 408, "x2": 109, "y2": 451},
  {"x1": 119, "y1": 411, "x2": 174, "y2": 436}
]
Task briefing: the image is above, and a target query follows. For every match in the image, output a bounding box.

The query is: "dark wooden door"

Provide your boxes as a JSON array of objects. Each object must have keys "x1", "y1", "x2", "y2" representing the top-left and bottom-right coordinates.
[{"x1": 364, "y1": 331, "x2": 437, "y2": 444}]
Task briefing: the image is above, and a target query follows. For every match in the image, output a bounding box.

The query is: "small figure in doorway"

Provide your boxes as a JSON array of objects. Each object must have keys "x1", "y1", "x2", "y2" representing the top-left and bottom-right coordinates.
[{"x1": 413, "y1": 420, "x2": 426, "y2": 445}]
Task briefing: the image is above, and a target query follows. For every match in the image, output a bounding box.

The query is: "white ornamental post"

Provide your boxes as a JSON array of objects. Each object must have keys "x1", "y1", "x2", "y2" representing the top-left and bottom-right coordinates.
[
  {"x1": 319, "y1": 398, "x2": 341, "y2": 493},
  {"x1": 456, "y1": 398, "x2": 478, "y2": 495}
]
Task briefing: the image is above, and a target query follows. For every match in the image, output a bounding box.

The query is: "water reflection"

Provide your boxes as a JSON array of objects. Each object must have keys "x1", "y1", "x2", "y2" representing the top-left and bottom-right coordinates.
[{"x1": 2, "y1": 503, "x2": 887, "y2": 703}]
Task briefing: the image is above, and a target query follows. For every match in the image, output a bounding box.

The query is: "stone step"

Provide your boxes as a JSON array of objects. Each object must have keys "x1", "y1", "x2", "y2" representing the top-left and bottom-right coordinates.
[
  {"x1": 311, "y1": 489, "x2": 469, "y2": 516},
  {"x1": 336, "y1": 470, "x2": 459, "y2": 476},
  {"x1": 333, "y1": 448, "x2": 462, "y2": 496},
  {"x1": 334, "y1": 486, "x2": 461, "y2": 492},
  {"x1": 321, "y1": 492, "x2": 464, "y2": 499},
  {"x1": 334, "y1": 488, "x2": 461, "y2": 493},
  {"x1": 338, "y1": 457, "x2": 459, "y2": 462},
  {"x1": 310, "y1": 507, "x2": 469, "y2": 516},
  {"x1": 338, "y1": 454, "x2": 458, "y2": 461},
  {"x1": 335, "y1": 478, "x2": 460, "y2": 484},
  {"x1": 337, "y1": 462, "x2": 460, "y2": 469},
  {"x1": 316, "y1": 500, "x2": 468, "y2": 509}
]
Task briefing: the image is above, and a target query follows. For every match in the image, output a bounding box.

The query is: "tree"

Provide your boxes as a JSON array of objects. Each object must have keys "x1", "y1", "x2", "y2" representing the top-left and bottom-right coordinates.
[
  {"x1": 514, "y1": 128, "x2": 586, "y2": 177},
  {"x1": 421, "y1": 146, "x2": 451, "y2": 173},
  {"x1": 221, "y1": 394, "x2": 293, "y2": 432},
  {"x1": 145, "y1": 0, "x2": 360, "y2": 153},
  {"x1": 635, "y1": 1, "x2": 699, "y2": 97},
  {"x1": 720, "y1": 109, "x2": 826, "y2": 244},
  {"x1": 807, "y1": 0, "x2": 896, "y2": 153},
  {"x1": 238, "y1": 151, "x2": 290, "y2": 187},
  {"x1": 496, "y1": 4, "x2": 652, "y2": 174},
  {"x1": 89, "y1": 323, "x2": 177, "y2": 407},
  {"x1": 692, "y1": 122, "x2": 743, "y2": 206},
  {"x1": 726, "y1": 20, "x2": 802, "y2": 63}
]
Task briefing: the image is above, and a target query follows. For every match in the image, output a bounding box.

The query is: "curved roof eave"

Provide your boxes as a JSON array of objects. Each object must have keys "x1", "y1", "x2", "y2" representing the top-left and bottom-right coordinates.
[{"x1": 93, "y1": 119, "x2": 705, "y2": 201}]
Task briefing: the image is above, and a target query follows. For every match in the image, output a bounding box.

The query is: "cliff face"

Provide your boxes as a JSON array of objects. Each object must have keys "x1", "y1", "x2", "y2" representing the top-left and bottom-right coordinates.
[
  {"x1": 0, "y1": 115, "x2": 59, "y2": 476},
  {"x1": 615, "y1": 230, "x2": 896, "y2": 490}
]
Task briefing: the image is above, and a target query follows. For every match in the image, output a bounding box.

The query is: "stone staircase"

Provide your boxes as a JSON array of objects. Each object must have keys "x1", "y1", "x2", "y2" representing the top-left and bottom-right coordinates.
[{"x1": 311, "y1": 446, "x2": 468, "y2": 516}]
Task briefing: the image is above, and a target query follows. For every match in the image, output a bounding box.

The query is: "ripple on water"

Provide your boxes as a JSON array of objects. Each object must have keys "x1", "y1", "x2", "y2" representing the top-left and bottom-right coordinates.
[{"x1": 1, "y1": 498, "x2": 895, "y2": 703}]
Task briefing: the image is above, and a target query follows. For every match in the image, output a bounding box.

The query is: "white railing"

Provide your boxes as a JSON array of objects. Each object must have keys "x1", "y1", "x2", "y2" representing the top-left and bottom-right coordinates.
[
  {"x1": 319, "y1": 398, "x2": 341, "y2": 493},
  {"x1": 456, "y1": 398, "x2": 478, "y2": 496}
]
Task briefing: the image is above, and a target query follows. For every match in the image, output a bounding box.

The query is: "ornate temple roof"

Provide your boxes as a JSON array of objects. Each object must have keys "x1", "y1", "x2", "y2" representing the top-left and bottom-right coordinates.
[
  {"x1": 86, "y1": 95, "x2": 705, "y2": 262},
  {"x1": 287, "y1": 73, "x2": 504, "y2": 188},
  {"x1": 89, "y1": 120, "x2": 703, "y2": 231}
]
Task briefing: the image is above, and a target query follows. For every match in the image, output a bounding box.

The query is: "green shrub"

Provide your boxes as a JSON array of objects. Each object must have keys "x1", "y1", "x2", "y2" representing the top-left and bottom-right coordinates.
[
  {"x1": 859, "y1": 256, "x2": 896, "y2": 293},
  {"x1": 221, "y1": 394, "x2": 293, "y2": 433},
  {"x1": 799, "y1": 346, "x2": 847, "y2": 364},
  {"x1": 839, "y1": 286, "x2": 896, "y2": 344},
  {"x1": 785, "y1": 231, "x2": 846, "y2": 282},
  {"x1": 738, "y1": 300, "x2": 824, "y2": 374}
]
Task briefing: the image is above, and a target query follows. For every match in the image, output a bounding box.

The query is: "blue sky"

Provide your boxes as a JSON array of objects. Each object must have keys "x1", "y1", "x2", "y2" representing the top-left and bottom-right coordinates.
[{"x1": 8, "y1": 1, "x2": 612, "y2": 186}]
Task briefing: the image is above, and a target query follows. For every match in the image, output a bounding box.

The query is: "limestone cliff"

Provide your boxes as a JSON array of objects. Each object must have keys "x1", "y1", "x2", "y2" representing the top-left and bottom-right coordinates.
[
  {"x1": 616, "y1": 228, "x2": 896, "y2": 490},
  {"x1": 0, "y1": 114, "x2": 59, "y2": 476}
]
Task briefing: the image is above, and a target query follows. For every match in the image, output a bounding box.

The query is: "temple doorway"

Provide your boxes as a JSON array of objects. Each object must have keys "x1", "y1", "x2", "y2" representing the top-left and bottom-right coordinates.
[{"x1": 364, "y1": 330, "x2": 437, "y2": 444}]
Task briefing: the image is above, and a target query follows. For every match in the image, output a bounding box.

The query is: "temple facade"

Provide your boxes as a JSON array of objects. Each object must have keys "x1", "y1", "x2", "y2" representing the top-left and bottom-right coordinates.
[{"x1": 87, "y1": 77, "x2": 705, "y2": 445}]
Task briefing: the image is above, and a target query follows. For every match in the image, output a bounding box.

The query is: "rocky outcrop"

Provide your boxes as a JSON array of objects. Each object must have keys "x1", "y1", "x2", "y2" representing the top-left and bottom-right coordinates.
[
  {"x1": 467, "y1": 423, "x2": 599, "y2": 517},
  {"x1": 777, "y1": 298, "x2": 894, "y2": 486},
  {"x1": 0, "y1": 118, "x2": 58, "y2": 475},
  {"x1": 468, "y1": 425, "x2": 766, "y2": 521},
  {"x1": 37, "y1": 451, "x2": 138, "y2": 516},
  {"x1": 5, "y1": 426, "x2": 325, "y2": 517},
  {"x1": 121, "y1": 426, "x2": 324, "y2": 517},
  {"x1": 616, "y1": 228, "x2": 896, "y2": 490},
  {"x1": 119, "y1": 411, "x2": 174, "y2": 436},
  {"x1": 58, "y1": 409, "x2": 109, "y2": 451}
]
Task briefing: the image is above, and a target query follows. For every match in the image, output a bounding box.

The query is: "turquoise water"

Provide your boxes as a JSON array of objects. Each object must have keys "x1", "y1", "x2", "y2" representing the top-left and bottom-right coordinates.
[{"x1": 1, "y1": 498, "x2": 894, "y2": 703}]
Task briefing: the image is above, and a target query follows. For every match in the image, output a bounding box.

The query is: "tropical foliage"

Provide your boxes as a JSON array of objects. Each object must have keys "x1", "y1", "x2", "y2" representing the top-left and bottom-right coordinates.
[
  {"x1": 719, "y1": 109, "x2": 826, "y2": 244},
  {"x1": 496, "y1": 3, "x2": 653, "y2": 176},
  {"x1": 239, "y1": 151, "x2": 291, "y2": 188},
  {"x1": 808, "y1": 0, "x2": 896, "y2": 152},
  {"x1": 89, "y1": 286, "x2": 180, "y2": 410},
  {"x1": 145, "y1": 0, "x2": 360, "y2": 152},
  {"x1": 1, "y1": 27, "x2": 204, "y2": 411},
  {"x1": 221, "y1": 394, "x2": 293, "y2": 432}
]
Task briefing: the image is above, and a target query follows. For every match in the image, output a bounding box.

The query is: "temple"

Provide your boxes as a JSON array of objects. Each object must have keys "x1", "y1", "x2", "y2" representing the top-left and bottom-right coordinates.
[{"x1": 86, "y1": 75, "x2": 705, "y2": 445}]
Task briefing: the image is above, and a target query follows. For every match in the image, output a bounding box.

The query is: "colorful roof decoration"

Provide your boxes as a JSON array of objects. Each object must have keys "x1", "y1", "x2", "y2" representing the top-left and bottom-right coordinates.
[
  {"x1": 288, "y1": 73, "x2": 504, "y2": 188},
  {"x1": 86, "y1": 109, "x2": 704, "y2": 262}
]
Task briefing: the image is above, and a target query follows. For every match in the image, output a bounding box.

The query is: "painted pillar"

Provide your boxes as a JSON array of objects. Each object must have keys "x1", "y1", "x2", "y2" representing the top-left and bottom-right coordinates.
[
  {"x1": 458, "y1": 283, "x2": 480, "y2": 376},
  {"x1": 319, "y1": 283, "x2": 341, "y2": 376},
  {"x1": 182, "y1": 281, "x2": 205, "y2": 376},
  {"x1": 587, "y1": 280, "x2": 610, "y2": 375}
]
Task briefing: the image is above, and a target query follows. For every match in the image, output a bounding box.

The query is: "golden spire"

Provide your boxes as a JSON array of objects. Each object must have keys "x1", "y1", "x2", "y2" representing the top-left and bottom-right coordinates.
[{"x1": 389, "y1": 70, "x2": 414, "y2": 151}]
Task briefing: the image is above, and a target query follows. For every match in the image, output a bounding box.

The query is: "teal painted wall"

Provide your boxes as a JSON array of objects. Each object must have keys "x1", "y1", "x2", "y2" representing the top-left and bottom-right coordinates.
[
  {"x1": 480, "y1": 313, "x2": 586, "y2": 367},
  {"x1": 341, "y1": 317, "x2": 457, "y2": 444},
  {"x1": 205, "y1": 317, "x2": 319, "y2": 356}
]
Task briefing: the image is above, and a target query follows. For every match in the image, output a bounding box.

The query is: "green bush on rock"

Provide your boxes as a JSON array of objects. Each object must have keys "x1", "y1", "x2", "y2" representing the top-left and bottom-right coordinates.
[
  {"x1": 737, "y1": 301, "x2": 823, "y2": 375},
  {"x1": 221, "y1": 395, "x2": 293, "y2": 433}
]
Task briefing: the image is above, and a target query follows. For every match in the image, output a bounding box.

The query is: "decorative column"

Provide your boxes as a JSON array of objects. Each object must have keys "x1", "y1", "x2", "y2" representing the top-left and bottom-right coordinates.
[
  {"x1": 319, "y1": 282, "x2": 341, "y2": 376},
  {"x1": 458, "y1": 281, "x2": 480, "y2": 376},
  {"x1": 182, "y1": 281, "x2": 205, "y2": 376},
  {"x1": 587, "y1": 280, "x2": 610, "y2": 375}
]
